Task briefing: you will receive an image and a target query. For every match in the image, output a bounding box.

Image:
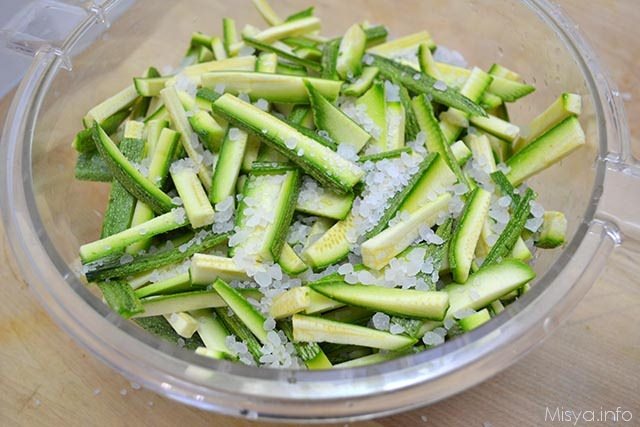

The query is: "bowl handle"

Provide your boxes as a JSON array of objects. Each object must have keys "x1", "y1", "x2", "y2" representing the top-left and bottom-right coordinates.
[{"x1": 597, "y1": 161, "x2": 640, "y2": 245}]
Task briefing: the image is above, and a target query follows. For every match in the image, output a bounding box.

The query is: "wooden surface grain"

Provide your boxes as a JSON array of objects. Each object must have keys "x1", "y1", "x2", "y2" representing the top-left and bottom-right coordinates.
[{"x1": 1, "y1": 1, "x2": 638, "y2": 426}]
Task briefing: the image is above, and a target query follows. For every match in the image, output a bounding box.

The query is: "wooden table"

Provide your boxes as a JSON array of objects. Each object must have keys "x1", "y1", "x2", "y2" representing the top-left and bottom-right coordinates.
[{"x1": 1, "y1": 1, "x2": 638, "y2": 426}]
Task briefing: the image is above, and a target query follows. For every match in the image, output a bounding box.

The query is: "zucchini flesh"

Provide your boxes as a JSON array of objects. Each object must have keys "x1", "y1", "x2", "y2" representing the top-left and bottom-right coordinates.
[
  {"x1": 296, "y1": 176, "x2": 354, "y2": 220},
  {"x1": 310, "y1": 283, "x2": 449, "y2": 320},
  {"x1": 444, "y1": 259, "x2": 535, "y2": 317},
  {"x1": 163, "y1": 312, "x2": 199, "y2": 338},
  {"x1": 468, "y1": 114, "x2": 520, "y2": 143},
  {"x1": 334, "y1": 351, "x2": 405, "y2": 368},
  {"x1": 211, "y1": 94, "x2": 363, "y2": 194},
  {"x1": 80, "y1": 210, "x2": 188, "y2": 263},
  {"x1": 170, "y1": 166, "x2": 215, "y2": 229},
  {"x1": 133, "y1": 76, "x2": 171, "y2": 97},
  {"x1": 188, "y1": 110, "x2": 226, "y2": 152},
  {"x1": 488, "y1": 63, "x2": 522, "y2": 82},
  {"x1": 418, "y1": 42, "x2": 443, "y2": 80},
  {"x1": 486, "y1": 75, "x2": 535, "y2": 102},
  {"x1": 190, "y1": 253, "x2": 249, "y2": 285},
  {"x1": 305, "y1": 80, "x2": 371, "y2": 152},
  {"x1": 134, "y1": 272, "x2": 192, "y2": 298},
  {"x1": 361, "y1": 193, "x2": 452, "y2": 270},
  {"x1": 213, "y1": 279, "x2": 268, "y2": 344},
  {"x1": 535, "y1": 211, "x2": 567, "y2": 249},
  {"x1": 336, "y1": 23, "x2": 366, "y2": 79},
  {"x1": 210, "y1": 37, "x2": 227, "y2": 60},
  {"x1": 458, "y1": 308, "x2": 491, "y2": 331},
  {"x1": 292, "y1": 314, "x2": 417, "y2": 351},
  {"x1": 252, "y1": 0, "x2": 283, "y2": 25},
  {"x1": 278, "y1": 320, "x2": 332, "y2": 370},
  {"x1": 252, "y1": 16, "x2": 321, "y2": 45},
  {"x1": 385, "y1": 101, "x2": 406, "y2": 150},
  {"x1": 370, "y1": 54, "x2": 486, "y2": 117},
  {"x1": 210, "y1": 127, "x2": 248, "y2": 203},
  {"x1": 278, "y1": 243, "x2": 309, "y2": 275},
  {"x1": 256, "y1": 52, "x2": 278, "y2": 73},
  {"x1": 301, "y1": 214, "x2": 353, "y2": 270},
  {"x1": 83, "y1": 84, "x2": 139, "y2": 127},
  {"x1": 243, "y1": 37, "x2": 322, "y2": 72},
  {"x1": 438, "y1": 67, "x2": 493, "y2": 143},
  {"x1": 411, "y1": 94, "x2": 467, "y2": 186},
  {"x1": 92, "y1": 124, "x2": 175, "y2": 213},
  {"x1": 84, "y1": 232, "x2": 229, "y2": 282},
  {"x1": 233, "y1": 169, "x2": 300, "y2": 261},
  {"x1": 136, "y1": 290, "x2": 226, "y2": 317},
  {"x1": 343, "y1": 66, "x2": 379, "y2": 97},
  {"x1": 506, "y1": 116, "x2": 585, "y2": 186},
  {"x1": 356, "y1": 81, "x2": 387, "y2": 151},
  {"x1": 222, "y1": 17, "x2": 238, "y2": 56},
  {"x1": 517, "y1": 92, "x2": 582, "y2": 151},
  {"x1": 177, "y1": 56, "x2": 257, "y2": 82},
  {"x1": 190, "y1": 309, "x2": 234, "y2": 356},
  {"x1": 270, "y1": 286, "x2": 311, "y2": 319},
  {"x1": 449, "y1": 187, "x2": 491, "y2": 283},
  {"x1": 202, "y1": 71, "x2": 341, "y2": 103},
  {"x1": 368, "y1": 31, "x2": 435, "y2": 56},
  {"x1": 364, "y1": 153, "x2": 438, "y2": 239},
  {"x1": 127, "y1": 128, "x2": 181, "y2": 255},
  {"x1": 160, "y1": 87, "x2": 213, "y2": 191}
]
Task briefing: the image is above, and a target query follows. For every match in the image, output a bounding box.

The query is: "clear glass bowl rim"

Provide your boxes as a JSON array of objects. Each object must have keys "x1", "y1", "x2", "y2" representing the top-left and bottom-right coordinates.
[{"x1": 0, "y1": 0, "x2": 629, "y2": 422}]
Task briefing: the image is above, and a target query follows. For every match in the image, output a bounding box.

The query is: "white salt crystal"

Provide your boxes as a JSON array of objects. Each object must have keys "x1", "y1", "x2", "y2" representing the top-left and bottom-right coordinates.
[
  {"x1": 422, "y1": 331, "x2": 444, "y2": 346},
  {"x1": 433, "y1": 80, "x2": 448, "y2": 91},
  {"x1": 529, "y1": 201, "x2": 544, "y2": 218},
  {"x1": 254, "y1": 98, "x2": 269, "y2": 111},
  {"x1": 525, "y1": 216, "x2": 544, "y2": 232},
  {"x1": 384, "y1": 81, "x2": 400, "y2": 102},
  {"x1": 497, "y1": 196, "x2": 511, "y2": 208},
  {"x1": 372, "y1": 312, "x2": 390, "y2": 330},
  {"x1": 229, "y1": 127, "x2": 243, "y2": 141},
  {"x1": 119, "y1": 253, "x2": 134, "y2": 265},
  {"x1": 433, "y1": 45, "x2": 468, "y2": 68},
  {"x1": 389, "y1": 323, "x2": 405, "y2": 335},
  {"x1": 263, "y1": 317, "x2": 276, "y2": 331}
]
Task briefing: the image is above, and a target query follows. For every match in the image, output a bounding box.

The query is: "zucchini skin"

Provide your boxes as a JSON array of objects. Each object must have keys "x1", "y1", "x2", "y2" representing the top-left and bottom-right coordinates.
[
  {"x1": 211, "y1": 94, "x2": 363, "y2": 194},
  {"x1": 75, "y1": 150, "x2": 112, "y2": 182},
  {"x1": 84, "y1": 232, "x2": 230, "y2": 282},
  {"x1": 370, "y1": 54, "x2": 486, "y2": 117},
  {"x1": 482, "y1": 188, "x2": 536, "y2": 267},
  {"x1": 92, "y1": 124, "x2": 175, "y2": 214},
  {"x1": 364, "y1": 153, "x2": 438, "y2": 239},
  {"x1": 100, "y1": 137, "x2": 145, "y2": 238}
]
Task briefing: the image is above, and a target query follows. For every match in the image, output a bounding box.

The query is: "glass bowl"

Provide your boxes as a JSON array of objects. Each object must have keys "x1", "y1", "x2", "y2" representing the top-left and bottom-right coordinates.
[{"x1": 1, "y1": 0, "x2": 638, "y2": 422}]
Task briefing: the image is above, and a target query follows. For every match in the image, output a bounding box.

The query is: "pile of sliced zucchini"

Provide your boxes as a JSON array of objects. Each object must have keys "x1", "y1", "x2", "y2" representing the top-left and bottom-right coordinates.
[{"x1": 74, "y1": 0, "x2": 584, "y2": 369}]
